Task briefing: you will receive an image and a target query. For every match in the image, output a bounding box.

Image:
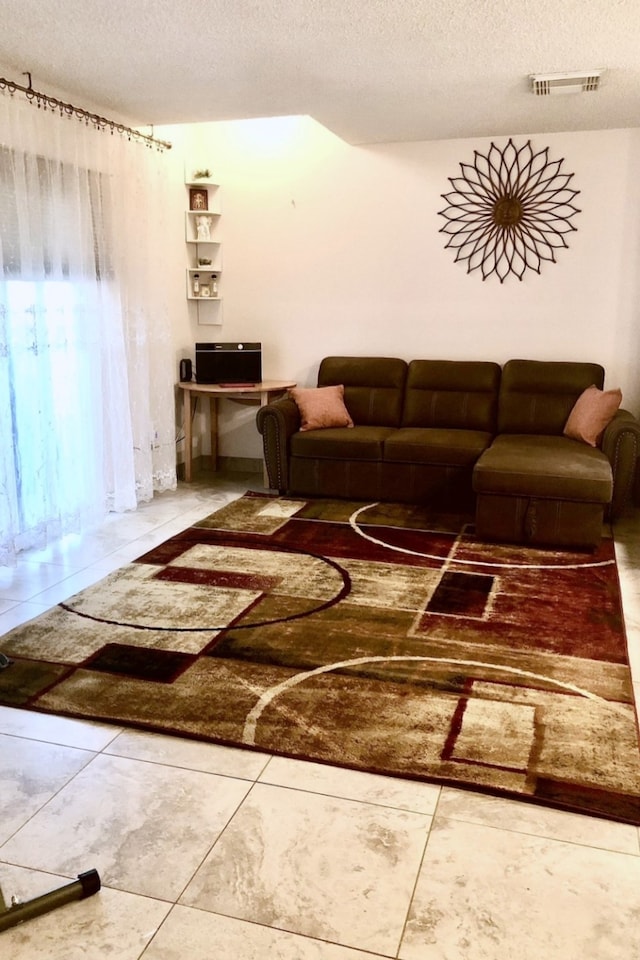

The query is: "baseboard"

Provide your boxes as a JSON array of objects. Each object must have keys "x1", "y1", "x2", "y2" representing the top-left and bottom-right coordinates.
[
  {"x1": 219, "y1": 456, "x2": 262, "y2": 474},
  {"x1": 176, "y1": 456, "x2": 262, "y2": 481}
]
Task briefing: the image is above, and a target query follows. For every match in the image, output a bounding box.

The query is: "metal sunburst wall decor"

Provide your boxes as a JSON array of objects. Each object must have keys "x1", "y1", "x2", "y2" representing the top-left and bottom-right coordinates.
[{"x1": 438, "y1": 138, "x2": 581, "y2": 282}]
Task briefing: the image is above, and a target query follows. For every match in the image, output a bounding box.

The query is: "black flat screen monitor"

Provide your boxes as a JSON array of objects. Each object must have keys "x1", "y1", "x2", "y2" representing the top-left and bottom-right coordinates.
[{"x1": 195, "y1": 342, "x2": 262, "y2": 385}]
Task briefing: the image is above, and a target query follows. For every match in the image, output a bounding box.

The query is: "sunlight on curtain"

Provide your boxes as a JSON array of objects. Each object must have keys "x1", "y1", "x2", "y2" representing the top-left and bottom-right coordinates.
[{"x1": 0, "y1": 92, "x2": 176, "y2": 565}]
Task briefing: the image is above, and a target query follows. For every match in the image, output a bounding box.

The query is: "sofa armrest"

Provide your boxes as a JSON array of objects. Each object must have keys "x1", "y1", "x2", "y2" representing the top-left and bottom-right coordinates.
[
  {"x1": 600, "y1": 409, "x2": 640, "y2": 519},
  {"x1": 256, "y1": 397, "x2": 301, "y2": 492}
]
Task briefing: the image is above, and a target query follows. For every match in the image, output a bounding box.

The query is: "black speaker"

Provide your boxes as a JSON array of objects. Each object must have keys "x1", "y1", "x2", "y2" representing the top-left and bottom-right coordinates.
[
  {"x1": 179, "y1": 358, "x2": 192, "y2": 382},
  {"x1": 195, "y1": 342, "x2": 262, "y2": 384}
]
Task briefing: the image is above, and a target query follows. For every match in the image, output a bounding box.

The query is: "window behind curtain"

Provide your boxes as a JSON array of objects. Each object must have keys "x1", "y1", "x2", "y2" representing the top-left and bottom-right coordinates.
[
  {"x1": 0, "y1": 93, "x2": 176, "y2": 567},
  {"x1": 0, "y1": 142, "x2": 137, "y2": 562}
]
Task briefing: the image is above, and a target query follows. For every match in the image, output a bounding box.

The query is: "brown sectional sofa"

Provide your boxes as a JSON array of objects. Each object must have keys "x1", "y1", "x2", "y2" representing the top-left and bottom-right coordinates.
[{"x1": 256, "y1": 356, "x2": 640, "y2": 549}]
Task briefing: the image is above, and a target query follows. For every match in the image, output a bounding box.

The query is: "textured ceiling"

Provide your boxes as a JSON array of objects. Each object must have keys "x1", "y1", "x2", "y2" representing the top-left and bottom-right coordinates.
[{"x1": 1, "y1": 0, "x2": 640, "y2": 144}]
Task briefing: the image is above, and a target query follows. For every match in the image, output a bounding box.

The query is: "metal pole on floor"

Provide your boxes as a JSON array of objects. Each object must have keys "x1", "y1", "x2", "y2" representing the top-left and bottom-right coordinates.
[{"x1": 0, "y1": 869, "x2": 101, "y2": 933}]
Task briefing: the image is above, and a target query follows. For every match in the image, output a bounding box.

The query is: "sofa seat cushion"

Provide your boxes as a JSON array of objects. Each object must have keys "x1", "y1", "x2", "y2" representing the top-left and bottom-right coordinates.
[
  {"x1": 473, "y1": 435, "x2": 613, "y2": 503},
  {"x1": 384, "y1": 428, "x2": 493, "y2": 467},
  {"x1": 290, "y1": 425, "x2": 396, "y2": 461}
]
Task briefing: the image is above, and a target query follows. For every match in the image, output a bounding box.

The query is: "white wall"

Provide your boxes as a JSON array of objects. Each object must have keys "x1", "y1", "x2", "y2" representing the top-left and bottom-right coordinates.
[{"x1": 158, "y1": 118, "x2": 640, "y2": 460}]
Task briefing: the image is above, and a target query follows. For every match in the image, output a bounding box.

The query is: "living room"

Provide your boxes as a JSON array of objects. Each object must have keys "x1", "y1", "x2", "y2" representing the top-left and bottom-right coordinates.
[
  {"x1": 158, "y1": 118, "x2": 640, "y2": 466},
  {"x1": 2, "y1": 2, "x2": 640, "y2": 957}
]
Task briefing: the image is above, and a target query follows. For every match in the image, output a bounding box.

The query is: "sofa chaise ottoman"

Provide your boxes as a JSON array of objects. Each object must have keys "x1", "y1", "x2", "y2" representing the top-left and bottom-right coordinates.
[{"x1": 472, "y1": 360, "x2": 619, "y2": 548}]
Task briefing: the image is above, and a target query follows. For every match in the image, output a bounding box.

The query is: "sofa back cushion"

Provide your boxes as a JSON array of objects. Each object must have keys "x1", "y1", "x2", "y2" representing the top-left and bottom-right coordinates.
[
  {"x1": 402, "y1": 360, "x2": 501, "y2": 431},
  {"x1": 498, "y1": 359, "x2": 605, "y2": 435},
  {"x1": 318, "y1": 356, "x2": 407, "y2": 427}
]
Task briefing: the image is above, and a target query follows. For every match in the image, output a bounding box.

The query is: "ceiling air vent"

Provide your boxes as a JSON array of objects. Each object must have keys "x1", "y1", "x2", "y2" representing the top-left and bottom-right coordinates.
[{"x1": 530, "y1": 70, "x2": 603, "y2": 96}]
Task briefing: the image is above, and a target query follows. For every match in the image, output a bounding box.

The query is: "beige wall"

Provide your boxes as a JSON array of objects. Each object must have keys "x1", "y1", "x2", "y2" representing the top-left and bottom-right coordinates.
[{"x1": 158, "y1": 117, "x2": 640, "y2": 460}]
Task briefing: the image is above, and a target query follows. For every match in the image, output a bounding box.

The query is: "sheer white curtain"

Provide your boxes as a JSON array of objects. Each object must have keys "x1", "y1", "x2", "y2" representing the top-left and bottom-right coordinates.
[{"x1": 0, "y1": 91, "x2": 176, "y2": 565}]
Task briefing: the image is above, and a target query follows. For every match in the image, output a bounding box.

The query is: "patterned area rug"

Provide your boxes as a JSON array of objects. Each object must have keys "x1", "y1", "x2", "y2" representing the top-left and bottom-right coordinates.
[{"x1": 2, "y1": 492, "x2": 640, "y2": 825}]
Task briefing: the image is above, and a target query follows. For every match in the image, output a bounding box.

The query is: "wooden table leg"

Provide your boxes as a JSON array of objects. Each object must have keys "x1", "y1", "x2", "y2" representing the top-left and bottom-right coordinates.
[
  {"x1": 210, "y1": 396, "x2": 218, "y2": 471},
  {"x1": 260, "y1": 389, "x2": 271, "y2": 488},
  {"x1": 184, "y1": 391, "x2": 193, "y2": 482}
]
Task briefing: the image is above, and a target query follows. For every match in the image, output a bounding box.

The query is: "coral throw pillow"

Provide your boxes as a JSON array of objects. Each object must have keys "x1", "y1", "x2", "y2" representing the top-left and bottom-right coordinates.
[
  {"x1": 563, "y1": 384, "x2": 622, "y2": 447},
  {"x1": 289, "y1": 384, "x2": 354, "y2": 432}
]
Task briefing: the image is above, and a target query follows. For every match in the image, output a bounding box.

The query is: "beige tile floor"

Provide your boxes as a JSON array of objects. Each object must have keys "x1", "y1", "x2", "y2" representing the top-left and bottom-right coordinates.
[{"x1": 1, "y1": 475, "x2": 639, "y2": 959}]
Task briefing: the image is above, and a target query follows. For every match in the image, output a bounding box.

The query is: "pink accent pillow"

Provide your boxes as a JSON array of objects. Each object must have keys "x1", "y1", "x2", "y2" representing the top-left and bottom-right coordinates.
[
  {"x1": 289, "y1": 384, "x2": 354, "y2": 432},
  {"x1": 563, "y1": 384, "x2": 622, "y2": 446}
]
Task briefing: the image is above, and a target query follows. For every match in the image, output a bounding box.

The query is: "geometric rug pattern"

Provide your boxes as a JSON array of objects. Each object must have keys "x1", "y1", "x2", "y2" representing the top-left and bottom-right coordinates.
[{"x1": 1, "y1": 492, "x2": 640, "y2": 825}]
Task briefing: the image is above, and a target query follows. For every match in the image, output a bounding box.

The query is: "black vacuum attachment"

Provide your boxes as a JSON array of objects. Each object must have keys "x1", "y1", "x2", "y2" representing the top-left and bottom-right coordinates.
[{"x1": 0, "y1": 869, "x2": 101, "y2": 933}]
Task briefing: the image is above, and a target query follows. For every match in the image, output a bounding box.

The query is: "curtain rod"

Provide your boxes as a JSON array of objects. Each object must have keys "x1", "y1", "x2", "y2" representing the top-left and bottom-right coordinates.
[{"x1": 0, "y1": 73, "x2": 172, "y2": 151}]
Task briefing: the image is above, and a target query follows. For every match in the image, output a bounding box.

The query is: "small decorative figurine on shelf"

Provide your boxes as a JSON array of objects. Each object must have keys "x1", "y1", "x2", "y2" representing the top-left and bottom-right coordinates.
[
  {"x1": 189, "y1": 188, "x2": 208, "y2": 211},
  {"x1": 195, "y1": 215, "x2": 213, "y2": 241}
]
